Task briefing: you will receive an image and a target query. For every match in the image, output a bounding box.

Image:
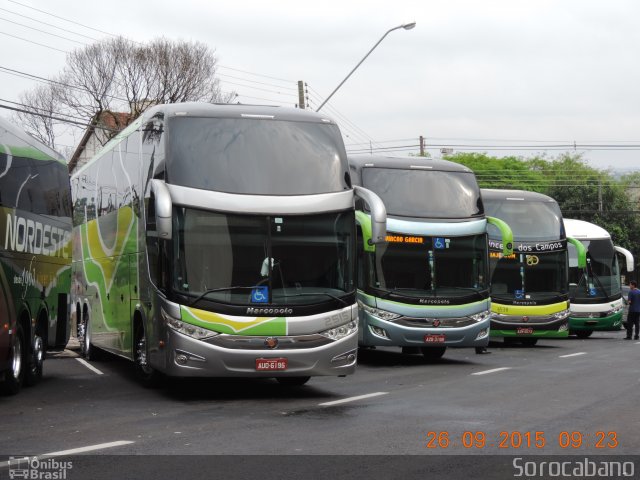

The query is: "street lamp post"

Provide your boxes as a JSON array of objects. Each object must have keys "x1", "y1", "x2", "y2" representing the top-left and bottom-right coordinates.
[{"x1": 316, "y1": 22, "x2": 416, "y2": 112}]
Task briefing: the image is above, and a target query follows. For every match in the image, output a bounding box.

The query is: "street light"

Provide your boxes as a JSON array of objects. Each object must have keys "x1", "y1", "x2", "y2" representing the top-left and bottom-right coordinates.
[{"x1": 316, "y1": 22, "x2": 416, "y2": 112}]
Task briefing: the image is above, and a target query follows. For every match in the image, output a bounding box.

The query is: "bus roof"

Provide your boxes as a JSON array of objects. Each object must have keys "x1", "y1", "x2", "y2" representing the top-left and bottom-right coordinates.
[
  {"x1": 348, "y1": 155, "x2": 473, "y2": 173},
  {"x1": 563, "y1": 218, "x2": 610, "y2": 240},
  {"x1": 481, "y1": 188, "x2": 558, "y2": 204},
  {"x1": 0, "y1": 116, "x2": 66, "y2": 165},
  {"x1": 140, "y1": 102, "x2": 338, "y2": 125}
]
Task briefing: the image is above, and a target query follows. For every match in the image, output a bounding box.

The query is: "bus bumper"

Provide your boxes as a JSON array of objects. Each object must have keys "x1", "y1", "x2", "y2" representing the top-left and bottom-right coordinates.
[
  {"x1": 490, "y1": 316, "x2": 569, "y2": 338},
  {"x1": 156, "y1": 328, "x2": 358, "y2": 378},
  {"x1": 358, "y1": 313, "x2": 491, "y2": 348},
  {"x1": 569, "y1": 311, "x2": 623, "y2": 332}
]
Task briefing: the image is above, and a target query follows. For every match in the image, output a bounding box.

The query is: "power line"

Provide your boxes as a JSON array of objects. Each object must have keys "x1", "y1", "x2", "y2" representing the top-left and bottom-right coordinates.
[
  {"x1": 0, "y1": 6, "x2": 99, "y2": 41},
  {"x1": 8, "y1": 0, "x2": 117, "y2": 38},
  {"x1": 0, "y1": 102, "x2": 114, "y2": 131},
  {"x1": 0, "y1": 16, "x2": 90, "y2": 45},
  {"x1": 0, "y1": 31, "x2": 69, "y2": 53}
]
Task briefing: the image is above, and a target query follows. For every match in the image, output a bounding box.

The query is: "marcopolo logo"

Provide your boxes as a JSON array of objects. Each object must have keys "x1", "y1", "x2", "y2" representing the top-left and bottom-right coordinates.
[
  {"x1": 4, "y1": 213, "x2": 71, "y2": 258},
  {"x1": 246, "y1": 307, "x2": 293, "y2": 316},
  {"x1": 513, "y1": 457, "x2": 634, "y2": 477}
]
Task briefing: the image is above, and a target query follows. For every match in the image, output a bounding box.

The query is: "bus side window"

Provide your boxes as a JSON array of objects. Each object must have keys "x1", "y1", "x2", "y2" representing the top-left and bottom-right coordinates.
[
  {"x1": 356, "y1": 225, "x2": 365, "y2": 289},
  {"x1": 145, "y1": 194, "x2": 161, "y2": 289}
]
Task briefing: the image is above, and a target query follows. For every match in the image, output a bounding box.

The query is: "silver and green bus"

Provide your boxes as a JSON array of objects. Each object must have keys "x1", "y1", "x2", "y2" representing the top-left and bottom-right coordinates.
[
  {"x1": 71, "y1": 103, "x2": 386, "y2": 386},
  {"x1": 349, "y1": 156, "x2": 513, "y2": 360},
  {"x1": 0, "y1": 117, "x2": 72, "y2": 394},
  {"x1": 482, "y1": 189, "x2": 586, "y2": 345},
  {"x1": 565, "y1": 218, "x2": 634, "y2": 338}
]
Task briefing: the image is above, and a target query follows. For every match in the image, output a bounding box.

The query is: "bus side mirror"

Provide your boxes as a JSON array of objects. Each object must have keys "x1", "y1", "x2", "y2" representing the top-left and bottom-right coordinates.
[
  {"x1": 354, "y1": 186, "x2": 386, "y2": 245},
  {"x1": 150, "y1": 179, "x2": 173, "y2": 240}
]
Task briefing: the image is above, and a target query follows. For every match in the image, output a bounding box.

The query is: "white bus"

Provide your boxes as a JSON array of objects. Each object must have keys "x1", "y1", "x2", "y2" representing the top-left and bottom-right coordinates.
[
  {"x1": 71, "y1": 103, "x2": 386, "y2": 386},
  {"x1": 564, "y1": 218, "x2": 634, "y2": 338}
]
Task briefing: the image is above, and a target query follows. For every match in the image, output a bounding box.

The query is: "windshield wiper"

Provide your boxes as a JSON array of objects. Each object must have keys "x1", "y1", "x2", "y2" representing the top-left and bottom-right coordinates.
[
  {"x1": 187, "y1": 286, "x2": 257, "y2": 307},
  {"x1": 380, "y1": 287, "x2": 424, "y2": 299},
  {"x1": 273, "y1": 292, "x2": 349, "y2": 307}
]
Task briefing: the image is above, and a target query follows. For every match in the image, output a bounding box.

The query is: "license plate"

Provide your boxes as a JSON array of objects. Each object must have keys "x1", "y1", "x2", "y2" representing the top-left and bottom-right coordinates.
[
  {"x1": 255, "y1": 358, "x2": 288, "y2": 371},
  {"x1": 424, "y1": 334, "x2": 446, "y2": 343},
  {"x1": 516, "y1": 327, "x2": 534, "y2": 335}
]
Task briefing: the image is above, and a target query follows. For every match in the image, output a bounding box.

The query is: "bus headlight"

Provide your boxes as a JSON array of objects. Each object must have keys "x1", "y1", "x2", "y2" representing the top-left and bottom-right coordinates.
[
  {"x1": 357, "y1": 300, "x2": 401, "y2": 321},
  {"x1": 470, "y1": 310, "x2": 491, "y2": 323},
  {"x1": 320, "y1": 321, "x2": 358, "y2": 341},
  {"x1": 161, "y1": 308, "x2": 218, "y2": 340},
  {"x1": 605, "y1": 305, "x2": 623, "y2": 316},
  {"x1": 552, "y1": 309, "x2": 570, "y2": 321}
]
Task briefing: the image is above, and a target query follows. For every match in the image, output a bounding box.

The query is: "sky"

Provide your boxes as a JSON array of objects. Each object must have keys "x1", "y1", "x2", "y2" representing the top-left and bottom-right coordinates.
[{"x1": 1, "y1": 0, "x2": 640, "y2": 170}]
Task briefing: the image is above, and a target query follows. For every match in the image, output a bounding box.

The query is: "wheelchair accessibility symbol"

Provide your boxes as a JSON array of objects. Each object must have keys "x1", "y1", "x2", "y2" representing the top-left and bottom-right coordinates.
[
  {"x1": 526, "y1": 255, "x2": 539, "y2": 266},
  {"x1": 434, "y1": 237, "x2": 448, "y2": 249},
  {"x1": 251, "y1": 286, "x2": 269, "y2": 303}
]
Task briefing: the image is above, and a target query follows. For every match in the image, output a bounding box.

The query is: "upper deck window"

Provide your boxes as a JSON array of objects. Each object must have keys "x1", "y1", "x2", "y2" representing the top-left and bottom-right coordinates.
[
  {"x1": 361, "y1": 167, "x2": 483, "y2": 218},
  {"x1": 166, "y1": 117, "x2": 349, "y2": 195}
]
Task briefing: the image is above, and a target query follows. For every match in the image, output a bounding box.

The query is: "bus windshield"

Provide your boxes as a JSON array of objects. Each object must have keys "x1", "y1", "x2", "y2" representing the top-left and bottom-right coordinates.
[
  {"x1": 361, "y1": 168, "x2": 483, "y2": 218},
  {"x1": 489, "y1": 251, "x2": 568, "y2": 301},
  {"x1": 364, "y1": 233, "x2": 488, "y2": 299},
  {"x1": 569, "y1": 239, "x2": 621, "y2": 301},
  {"x1": 172, "y1": 207, "x2": 355, "y2": 306},
  {"x1": 166, "y1": 117, "x2": 349, "y2": 195},
  {"x1": 484, "y1": 199, "x2": 562, "y2": 241}
]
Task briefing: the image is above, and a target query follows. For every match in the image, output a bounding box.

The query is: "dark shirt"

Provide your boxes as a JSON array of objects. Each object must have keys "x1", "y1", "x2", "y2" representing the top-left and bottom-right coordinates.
[{"x1": 628, "y1": 288, "x2": 640, "y2": 313}]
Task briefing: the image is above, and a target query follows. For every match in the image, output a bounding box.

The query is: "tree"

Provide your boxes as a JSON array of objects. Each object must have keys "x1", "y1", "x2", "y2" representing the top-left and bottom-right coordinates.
[{"x1": 15, "y1": 37, "x2": 235, "y2": 152}]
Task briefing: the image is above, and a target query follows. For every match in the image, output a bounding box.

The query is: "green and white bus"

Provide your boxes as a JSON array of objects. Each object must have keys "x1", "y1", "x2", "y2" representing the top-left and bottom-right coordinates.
[
  {"x1": 0, "y1": 117, "x2": 72, "y2": 394},
  {"x1": 349, "y1": 156, "x2": 513, "y2": 360},
  {"x1": 71, "y1": 103, "x2": 386, "y2": 386},
  {"x1": 565, "y1": 218, "x2": 634, "y2": 338},
  {"x1": 482, "y1": 189, "x2": 586, "y2": 345}
]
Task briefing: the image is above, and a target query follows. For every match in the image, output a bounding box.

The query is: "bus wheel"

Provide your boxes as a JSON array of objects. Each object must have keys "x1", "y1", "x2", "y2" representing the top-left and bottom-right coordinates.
[
  {"x1": 575, "y1": 330, "x2": 593, "y2": 339},
  {"x1": 421, "y1": 346, "x2": 446, "y2": 361},
  {"x1": 520, "y1": 338, "x2": 538, "y2": 347},
  {"x1": 134, "y1": 321, "x2": 161, "y2": 388},
  {"x1": 1, "y1": 324, "x2": 25, "y2": 395},
  {"x1": 276, "y1": 376, "x2": 311, "y2": 387},
  {"x1": 78, "y1": 311, "x2": 94, "y2": 359},
  {"x1": 25, "y1": 333, "x2": 44, "y2": 387}
]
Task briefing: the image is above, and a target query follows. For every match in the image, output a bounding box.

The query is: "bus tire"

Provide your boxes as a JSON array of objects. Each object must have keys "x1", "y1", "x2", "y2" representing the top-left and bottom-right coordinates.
[
  {"x1": 134, "y1": 320, "x2": 162, "y2": 388},
  {"x1": 421, "y1": 346, "x2": 446, "y2": 361},
  {"x1": 1, "y1": 324, "x2": 26, "y2": 395},
  {"x1": 276, "y1": 376, "x2": 311, "y2": 387},
  {"x1": 78, "y1": 308, "x2": 93, "y2": 359},
  {"x1": 575, "y1": 330, "x2": 593, "y2": 339},
  {"x1": 25, "y1": 329, "x2": 45, "y2": 387},
  {"x1": 520, "y1": 338, "x2": 538, "y2": 347}
]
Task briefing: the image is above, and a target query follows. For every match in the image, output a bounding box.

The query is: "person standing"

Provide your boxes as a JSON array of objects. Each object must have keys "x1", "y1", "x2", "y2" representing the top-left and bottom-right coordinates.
[{"x1": 625, "y1": 281, "x2": 640, "y2": 340}]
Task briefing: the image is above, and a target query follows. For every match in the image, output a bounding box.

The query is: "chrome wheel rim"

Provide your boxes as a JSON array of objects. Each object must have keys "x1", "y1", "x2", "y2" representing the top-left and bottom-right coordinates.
[{"x1": 11, "y1": 333, "x2": 22, "y2": 380}]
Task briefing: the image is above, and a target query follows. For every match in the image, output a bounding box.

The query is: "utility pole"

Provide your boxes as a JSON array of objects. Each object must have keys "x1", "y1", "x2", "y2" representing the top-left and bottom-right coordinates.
[
  {"x1": 297, "y1": 81, "x2": 306, "y2": 109},
  {"x1": 419, "y1": 135, "x2": 425, "y2": 156},
  {"x1": 598, "y1": 179, "x2": 603, "y2": 212}
]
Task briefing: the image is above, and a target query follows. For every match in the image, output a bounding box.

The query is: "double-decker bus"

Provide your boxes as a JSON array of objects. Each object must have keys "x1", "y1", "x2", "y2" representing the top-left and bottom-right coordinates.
[
  {"x1": 0, "y1": 117, "x2": 72, "y2": 394},
  {"x1": 482, "y1": 189, "x2": 586, "y2": 345},
  {"x1": 565, "y1": 218, "x2": 634, "y2": 338},
  {"x1": 71, "y1": 103, "x2": 386, "y2": 386},
  {"x1": 349, "y1": 156, "x2": 513, "y2": 360}
]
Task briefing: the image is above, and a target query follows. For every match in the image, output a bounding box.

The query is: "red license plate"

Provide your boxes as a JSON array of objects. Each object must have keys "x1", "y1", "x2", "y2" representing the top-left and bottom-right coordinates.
[
  {"x1": 516, "y1": 327, "x2": 534, "y2": 335},
  {"x1": 255, "y1": 358, "x2": 288, "y2": 371},
  {"x1": 424, "y1": 334, "x2": 446, "y2": 343}
]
